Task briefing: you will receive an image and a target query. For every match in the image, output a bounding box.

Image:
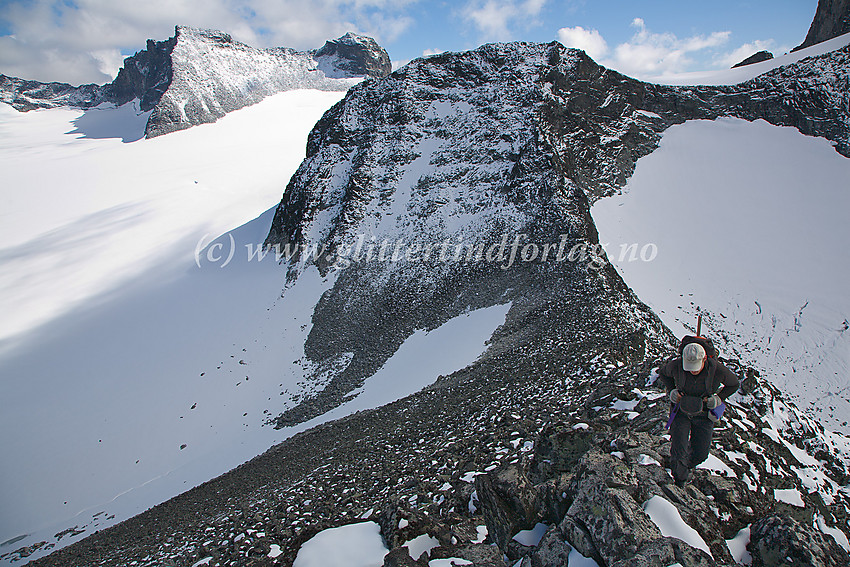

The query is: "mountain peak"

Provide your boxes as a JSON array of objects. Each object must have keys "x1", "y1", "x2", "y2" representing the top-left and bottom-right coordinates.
[
  {"x1": 794, "y1": 0, "x2": 850, "y2": 51},
  {"x1": 174, "y1": 25, "x2": 232, "y2": 41},
  {"x1": 731, "y1": 49, "x2": 774, "y2": 68},
  {"x1": 0, "y1": 26, "x2": 391, "y2": 137},
  {"x1": 314, "y1": 31, "x2": 392, "y2": 78}
]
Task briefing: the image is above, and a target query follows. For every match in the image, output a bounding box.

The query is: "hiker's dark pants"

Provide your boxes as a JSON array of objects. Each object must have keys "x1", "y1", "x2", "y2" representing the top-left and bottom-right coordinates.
[{"x1": 670, "y1": 410, "x2": 714, "y2": 483}]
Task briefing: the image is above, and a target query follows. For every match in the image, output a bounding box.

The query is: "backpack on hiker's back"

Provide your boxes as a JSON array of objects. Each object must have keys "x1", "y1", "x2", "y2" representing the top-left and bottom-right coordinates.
[
  {"x1": 663, "y1": 316, "x2": 727, "y2": 421},
  {"x1": 678, "y1": 334, "x2": 718, "y2": 359}
]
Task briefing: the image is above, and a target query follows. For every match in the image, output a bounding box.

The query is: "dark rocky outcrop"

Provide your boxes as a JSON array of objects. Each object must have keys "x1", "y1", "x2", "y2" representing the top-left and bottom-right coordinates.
[
  {"x1": 732, "y1": 50, "x2": 774, "y2": 68},
  {"x1": 794, "y1": 0, "x2": 850, "y2": 51},
  {"x1": 750, "y1": 514, "x2": 850, "y2": 566},
  {"x1": 108, "y1": 34, "x2": 178, "y2": 113},
  {"x1": 0, "y1": 26, "x2": 391, "y2": 138}
]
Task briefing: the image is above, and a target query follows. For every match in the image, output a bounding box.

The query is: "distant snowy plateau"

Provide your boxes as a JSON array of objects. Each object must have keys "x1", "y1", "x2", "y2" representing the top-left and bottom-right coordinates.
[{"x1": 1, "y1": 30, "x2": 849, "y2": 566}]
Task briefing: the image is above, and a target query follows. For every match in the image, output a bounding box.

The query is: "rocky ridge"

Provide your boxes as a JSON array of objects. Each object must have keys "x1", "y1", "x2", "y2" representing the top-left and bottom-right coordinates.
[
  {"x1": 15, "y1": 350, "x2": 850, "y2": 566},
  {"x1": 0, "y1": 26, "x2": 391, "y2": 137}
]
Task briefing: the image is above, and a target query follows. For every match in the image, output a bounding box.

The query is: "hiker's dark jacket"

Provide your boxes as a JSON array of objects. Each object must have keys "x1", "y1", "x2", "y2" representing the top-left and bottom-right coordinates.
[{"x1": 658, "y1": 357, "x2": 740, "y2": 410}]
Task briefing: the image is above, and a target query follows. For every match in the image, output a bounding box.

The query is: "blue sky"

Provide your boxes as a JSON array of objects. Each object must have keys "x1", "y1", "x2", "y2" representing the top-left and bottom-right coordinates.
[{"x1": 0, "y1": 0, "x2": 818, "y2": 85}]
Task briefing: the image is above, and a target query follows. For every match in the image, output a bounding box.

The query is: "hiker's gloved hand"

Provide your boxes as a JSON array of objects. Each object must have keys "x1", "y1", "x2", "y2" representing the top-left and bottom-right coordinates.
[
  {"x1": 669, "y1": 389, "x2": 683, "y2": 404},
  {"x1": 705, "y1": 394, "x2": 721, "y2": 410}
]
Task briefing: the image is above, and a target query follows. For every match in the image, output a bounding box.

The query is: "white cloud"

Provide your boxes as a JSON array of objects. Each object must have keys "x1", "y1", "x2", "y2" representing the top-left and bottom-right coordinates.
[
  {"x1": 461, "y1": 0, "x2": 547, "y2": 42},
  {"x1": 557, "y1": 25, "x2": 608, "y2": 60},
  {"x1": 90, "y1": 49, "x2": 127, "y2": 81},
  {"x1": 422, "y1": 48, "x2": 445, "y2": 56},
  {"x1": 360, "y1": 12, "x2": 414, "y2": 44},
  {"x1": 555, "y1": 18, "x2": 770, "y2": 80},
  {"x1": 0, "y1": 35, "x2": 116, "y2": 85},
  {"x1": 0, "y1": 0, "x2": 417, "y2": 85},
  {"x1": 596, "y1": 17, "x2": 733, "y2": 79}
]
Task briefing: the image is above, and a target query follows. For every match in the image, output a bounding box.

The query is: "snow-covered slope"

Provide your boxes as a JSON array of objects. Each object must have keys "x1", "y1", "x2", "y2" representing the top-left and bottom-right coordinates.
[
  {"x1": 0, "y1": 90, "x2": 335, "y2": 558},
  {"x1": 0, "y1": 91, "x2": 341, "y2": 350},
  {"x1": 592, "y1": 117, "x2": 850, "y2": 434}
]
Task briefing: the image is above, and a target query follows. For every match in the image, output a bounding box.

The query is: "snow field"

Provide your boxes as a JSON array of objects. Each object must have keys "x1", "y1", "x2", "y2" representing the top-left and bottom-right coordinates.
[
  {"x1": 644, "y1": 495, "x2": 713, "y2": 557},
  {"x1": 292, "y1": 522, "x2": 387, "y2": 567},
  {"x1": 591, "y1": 117, "x2": 850, "y2": 434},
  {"x1": 0, "y1": 90, "x2": 346, "y2": 351}
]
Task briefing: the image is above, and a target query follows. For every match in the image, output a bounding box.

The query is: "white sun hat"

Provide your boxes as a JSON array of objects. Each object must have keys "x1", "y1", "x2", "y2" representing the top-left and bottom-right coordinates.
[{"x1": 682, "y1": 342, "x2": 706, "y2": 372}]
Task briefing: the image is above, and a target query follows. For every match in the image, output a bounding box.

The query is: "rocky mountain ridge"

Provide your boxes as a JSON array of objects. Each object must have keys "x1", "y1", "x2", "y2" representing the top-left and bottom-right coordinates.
[
  {"x1": 0, "y1": 26, "x2": 390, "y2": 137},
  {"x1": 14, "y1": 351, "x2": 850, "y2": 566},
  {"x1": 261, "y1": 39, "x2": 850, "y2": 432}
]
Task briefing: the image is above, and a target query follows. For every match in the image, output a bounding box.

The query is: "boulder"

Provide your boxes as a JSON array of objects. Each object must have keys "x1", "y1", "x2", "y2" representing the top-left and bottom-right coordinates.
[
  {"x1": 557, "y1": 515, "x2": 600, "y2": 562},
  {"x1": 566, "y1": 477, "x2": 662, "y2": 565},
  {"x1": 474, "y1": 465, "x2": 544, "y2": 549},
  {"x1": 429, "y1": 544, "x2": 507, "y2": 567},
  {"x1": 749, "y1": 514, "x2": 850, "y2": 566},
  {"x1": 529, "y1": 422, "x2": 594, "y2": 482},
  {"x1": 529, "y1": 525, "x2": 572, "y2": 567},
  {"x1": 609, "y1": 537, "x2": 717, "y2": 567},
  {"x1": 383, "y1": 546, "x2": 428, "y2": 567}
]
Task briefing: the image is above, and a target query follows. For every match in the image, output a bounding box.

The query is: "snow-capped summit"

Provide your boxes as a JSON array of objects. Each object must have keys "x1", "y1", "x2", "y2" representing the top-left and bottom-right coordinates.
[
  {"x1": 135, "y1": 25, "x2": 389, "y2": 137},
  {"x1": 0, "y1": 26, "x2": 391, "y2": 137},
  {"x1": 313, "y1": 31, "x2": 392, "y2": 79}
]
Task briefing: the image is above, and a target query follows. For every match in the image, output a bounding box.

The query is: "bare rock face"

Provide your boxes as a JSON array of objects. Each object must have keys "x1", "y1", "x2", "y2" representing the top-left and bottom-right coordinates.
[
  {"x1": 732, "y1": 50, "x2": 774, "y2": 68},
  {"x1": 108, "y1": 35, "x2": 177, "y2": 111},
  {"x1": 794, "y1": 0, "x2": 850, "y2": 51},
  {"x1": 0, "y1": 26, "x2": 392, "y2": 138}
]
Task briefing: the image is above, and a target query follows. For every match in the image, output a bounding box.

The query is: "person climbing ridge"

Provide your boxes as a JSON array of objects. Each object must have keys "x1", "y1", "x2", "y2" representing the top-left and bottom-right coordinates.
[{"x1": 658, "y1": 333, "x2": 740, "y2": 488}]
